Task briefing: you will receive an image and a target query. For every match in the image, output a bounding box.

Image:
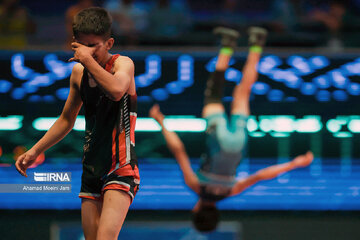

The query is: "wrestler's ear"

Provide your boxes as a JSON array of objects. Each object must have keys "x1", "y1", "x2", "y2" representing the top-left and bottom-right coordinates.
[{"x1": 105, "y1": 38, "x2": 114, "y2": 50}]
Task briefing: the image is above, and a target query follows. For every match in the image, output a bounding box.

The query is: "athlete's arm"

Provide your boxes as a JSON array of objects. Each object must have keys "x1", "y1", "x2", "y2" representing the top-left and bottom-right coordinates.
[
  {"x1": 149, "y1": 104, "x2": 200, "y2": 193},
  {"x1": 15, "y1": 63, "x2": 84, "y2": 177},
  {"x1": 230, "y1": 151, "x2": 314, "y2": 196},
  {"x1": 70, "y1": 41, "x2": 134, "y2": 101}
]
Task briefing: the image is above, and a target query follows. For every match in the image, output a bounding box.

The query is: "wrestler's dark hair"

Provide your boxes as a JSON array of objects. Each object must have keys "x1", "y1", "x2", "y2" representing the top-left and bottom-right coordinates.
[
  {"x1": 72, "y1": 7, "x2": 112, "y2": 39},
  {"x1": 192, "y1": 205, "x2": 220, "y2": 232}
]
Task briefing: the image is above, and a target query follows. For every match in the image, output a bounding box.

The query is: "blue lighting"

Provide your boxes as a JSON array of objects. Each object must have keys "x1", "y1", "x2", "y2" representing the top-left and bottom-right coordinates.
[
  {"x1": 316, "y1": 90, "x2": 331, "y2": 102},
  {"x1": 166, "y1": 81, "x2": 184, "y2": 94},
  {"x1": 135, "y1": 54, "x2": 161, "y2": 88},
  {"x1": 328, "y1": 70, "x2": 349, "y2": 89},
  {"x1": 147, "y1": 55, "x2": 161, "y2": 78},
  {"x1": 137, "y1": 95, "x2": 152, "y2": 102},
  {"x1": 252, "y1": 82, "x2": 270, "y2": 95},
  {"x1": 10, "y1": 53, "x2": 76, "y2": 101},
  {"x1": 43, "y1": 95, "x2": 56, "y2": 102},
  {"x1": 332, "y1": 90, "x2": 348, "y2": 101},
  {"x1": 283, "y1": 71, "x2": 302, "y2": 89},
  {"x1": 269, "y1": 69, "x2": 287, "y2": 82},
  {"x1": 309, "y1": 55, "x2": 330, "y2": 69},
  {"x1": 300, "y1": 82, "x2": 316, "y2": 95},
  {"x1": 258, "y1": 55, "x2": 282, "y2": 74},
  {"x1": 313, "y1": 75, "x2": 330, "y2": 89},
  {"x1": 22, "y1": 82, "x2": 38, "y2": 93},
  {"x1": 151, "y1": 88, "x2": 169, "y2": 101},
  {"x1": 222, "y1": 96, "x2": 233, "y2": 102},
  {"x1": 135, "y1": 75, "x2": 151, "y2": 88},
  {"x1": 267, "y1": 89, "x2": 284, "y2": 102},
  {"x1": 0, "y1": 80, "x2": 12, "y2": 93},
  {"x1": 341, "y1": 62, "x2": 360, "y2": 76},
  {"x1": 4, "y1": 52, "x2": 360, "y2": 106},
  {"x1": 11, "y1": 53, "x2": 34, "y2": 80},
  {"x1": 11, "y1": 88, "x2": 26, "y2": 100},
  {"x1": 225, "y1": 68, "x2": 242, "y2": 83},
  {"x1": 347, "y1": 83, "x2": 360, "y2": 96},
  {"x1": 28, "y1": 95, "x2": 42, "y2": 102},
  {"x1": 28, "y1": 73, "x2": 55, "y2": 88},
  {"x1": 205, "y1": 56, "x2": 217, "y2": 72},
  {"x1": 137, "y1": 54, "x2": 195, "y2": 101},
  {"x1": 205, "y1": 56, "x2": 236, "y2": 72},
  {"x1": 285, "y1": 96, "x2": 297, "y2": 102},
  {"x1": 287, "y1": 55, "x2": 313, "y2": 75},
  {"x1": 56, "y1": 88, "x2": 70, "y2": 100},
  {"x1": 177, "y1": 55, "x2": 194, "y2": 87},
  {"x1": 43, "y1": 54, "x2": 74, "y2": 80},
  {"x1": 177, "y1": 76, "x2": 193, "y2": 88}
]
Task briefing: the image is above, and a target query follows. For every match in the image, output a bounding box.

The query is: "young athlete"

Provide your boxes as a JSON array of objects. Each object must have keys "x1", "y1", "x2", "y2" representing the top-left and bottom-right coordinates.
[
  {"x1": 15, "y1": 7, "x2": 139, "y2": 240},
  {"x1": 149, "y1": 27, "x2": 314, "y2": 232}
]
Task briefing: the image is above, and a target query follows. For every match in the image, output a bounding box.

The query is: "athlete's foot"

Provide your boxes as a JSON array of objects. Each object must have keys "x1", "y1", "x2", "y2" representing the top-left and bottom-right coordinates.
[
  {"x1": 213, "y1": 27, "x2": 240, "y2": 49},
  {"x1": 149, "y1": 104, "x2": 165, "y2": 124},
  {"x1": 292, "y1": 151, "x2": 314, "y2": 168},
  {"x1": 248, "y1": 26, "x2": 268, "y2": 47}
]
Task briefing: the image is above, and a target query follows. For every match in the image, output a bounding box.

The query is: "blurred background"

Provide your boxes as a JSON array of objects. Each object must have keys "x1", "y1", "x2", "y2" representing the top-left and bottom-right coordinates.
[
  {"x1": 1, "y1": 0, "x2": 360, "y2": 239},
  {"x1": 0, "y1": 0, "x2": 360, "y2": 50}
]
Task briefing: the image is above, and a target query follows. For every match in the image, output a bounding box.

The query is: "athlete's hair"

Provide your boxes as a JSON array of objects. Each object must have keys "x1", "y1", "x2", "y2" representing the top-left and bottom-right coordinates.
[
  {"x1": 192, "y1": 205, "x2": 220, "y2": 232},
  {"x1": 72, "y1": 7, "x2": 112, "y2": 40}
]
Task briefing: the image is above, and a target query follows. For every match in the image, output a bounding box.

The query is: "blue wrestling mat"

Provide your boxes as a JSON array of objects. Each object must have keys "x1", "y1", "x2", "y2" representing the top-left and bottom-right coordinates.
[{"x1": 0, "y1": 157, "x2": 359, "y2": 210}]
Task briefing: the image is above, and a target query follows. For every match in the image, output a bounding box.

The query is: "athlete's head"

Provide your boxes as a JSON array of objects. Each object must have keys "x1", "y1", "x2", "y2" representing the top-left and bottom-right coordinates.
[
  {"x1": 72, "y1": 7, "x2": 112, "y2": 40},
  {"x1": 72, "y1": 7, "x2": 114, "y2": 66},
  {"x1": 192, "y1": 204, "x2": 220, "y2": 232}
]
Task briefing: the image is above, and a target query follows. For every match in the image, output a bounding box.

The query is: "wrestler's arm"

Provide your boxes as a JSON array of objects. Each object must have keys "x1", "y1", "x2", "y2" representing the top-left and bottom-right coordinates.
[
  {"x1": 15, "y1": 63, "x2": 83, "y2": 176},
  {"x1": 70, "y1": 41, "x2": 133, "y2": 101},
  {"x1": 149, "y1": 104, "x2": 200, "y2": 193}
]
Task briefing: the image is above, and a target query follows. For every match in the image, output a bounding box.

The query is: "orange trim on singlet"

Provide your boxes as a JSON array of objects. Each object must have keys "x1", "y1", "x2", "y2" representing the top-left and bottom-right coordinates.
[
  {"x1": 130, "y1": 114, "x2": 136, "y2": 145},
  {"x1": 114, "y1": 164, "x2": 140, "y2": 180},
  {"x1": 110, "y1": 128, "x2": 127, "y2": 173},
  {"x1": 105, "y1": 54, "x2": 120, "y2": 72},
  {"x1": 118, "y1": 131, "x2": 127, "y2": 166},
  {"x1": 133, "y1": 164, "x2": 140, "y2": 180},
  {"x1": 79, "y1": 195, "x2": 101, "y2": 201},
  {"x1": 103, "y1": 183, "x2": 135, "y2": 203},
  {"x1": 103, "y1": 183, "x2": 130, "y2": 192}
]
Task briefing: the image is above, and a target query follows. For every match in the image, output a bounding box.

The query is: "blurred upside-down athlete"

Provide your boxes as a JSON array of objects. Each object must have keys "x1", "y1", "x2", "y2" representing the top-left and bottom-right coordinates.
[{"x1": 150, "y1": 26, "x2": 313, "y2": 232}]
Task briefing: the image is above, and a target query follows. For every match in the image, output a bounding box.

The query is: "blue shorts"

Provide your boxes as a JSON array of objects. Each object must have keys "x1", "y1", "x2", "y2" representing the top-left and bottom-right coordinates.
[{"x1": 205, "y1": 112, "x2": 248, "y2": 154}]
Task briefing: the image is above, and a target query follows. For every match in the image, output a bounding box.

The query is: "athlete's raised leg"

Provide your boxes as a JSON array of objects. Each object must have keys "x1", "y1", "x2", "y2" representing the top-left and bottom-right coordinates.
[
  {"x1": 230, "y1": 151, "x2": 314, "y2": 195},
  {"x1": 256, "y1": 151, "x2": 314, "y2": 180},
  {"x1": 202, "y1": 27, "x2": 240, "y2": 118},
  {"x1": 231, "y1": 27, "x2": 267, "y2": 116}
]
